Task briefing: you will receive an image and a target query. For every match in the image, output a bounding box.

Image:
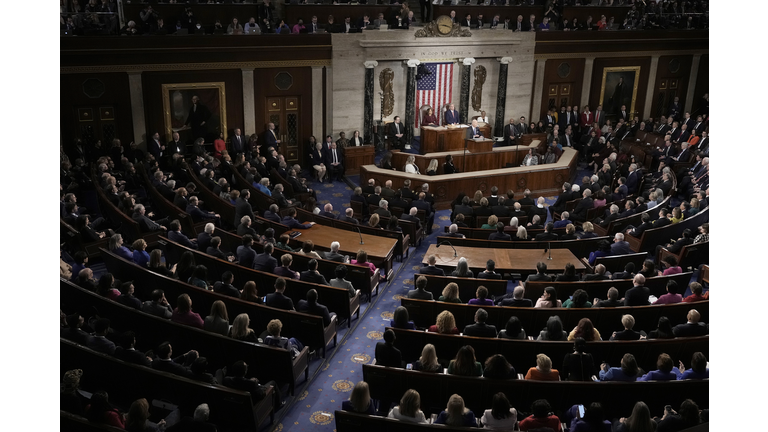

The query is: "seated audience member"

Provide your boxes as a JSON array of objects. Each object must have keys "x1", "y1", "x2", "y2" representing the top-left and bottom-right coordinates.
[
  {"x1": 438, "y1": 282, "x2": 462, "y2": 303},
  {"x1": 568, "y1": 317, "x2": 601, "y2": 341},
  {"x1": 388, "y1": 389, "x2": 428, "y2": 423},
  {"x1": 324, "y1": 241, "x2": 348, "y2": 263},
  {"x1": 582, "y1": 264, "x2": 610, "y2": 281},
  {"x1": 624, "y1": 274, "x2": 650, "y2": 306},
  {"x1": 109, "y1": 233, "x2": 134, "y2": 261},
  {"x1": 612, "y1": 262, "x2": 636, "y2": 280},
  {"x1": 264, "y1": 319, "x2": 304, "y2": 355},
  {"x1": 203, "y1": 300, "x2": 230, "y2": 336},
  {"x1": 420, "y1": 254, "x2": 445, "y2": 275},
  {"x1": 222, "y1": 360, "x2": 281, "y2": 412},
  {"x1": 275, "y1": 233, "x2": 294, "y2": 252},
  {"x1": 61, "y1": 313, "x2": 91, "y2": 346},
  {"x1": 434, "y1": 394, "x2": 478, "y2": 427},
  {"x1": 483, "y1": 354, "x2": 517, "y2": 380},
  {"x1": 274, "y1": 254, "x2": 300, "y2": 280},
  {"x1": 165, "y1": 403, "x2": 217, "y2": 432},
  {"x1": 445, "y1": 223, "x2": 466, "y2": 238},
  {"x1": 555, "y1": 263, "x2": 580, "y2": 282},
  {"x1": 343, "y1": 381, "x2": 375, "y2": 415},
  {"x1": 375, "y1": 329, "x2": 402, "y2": 368},
  {"x1": 330, "y1": 264, "x2": 357, "y2": 298},
  {"x1": 499, "y1": 286, "x2": 533, "y2": 307},
  {"x1": 151, "y1": 342, "x2": 197, "y2": 378},
  {"x1": 599, "y1": 353, "x2": 641, "y2": 381},
  {"x1": 579, "y1": 221, "x2": 598, "y2": 239},
  {"x1": 229, "y1": 313, "x2": 258, "y2": 343},
  {"x1": 463, "y1": 308, "x2": 497, "y2": 337},
  {"x1": 537, "y1": 315, "x2": 568, "y2": 341},
  {"x1": 390, "y1": 306, "x2": 416, "y2": 330},
  {"x1": 638, "y1": 353, "x2": 682, "y2": 381},
  {"x1": 553, "y1": 211, "x2": 572, "y2": 229},
  {"x1": 560, "y1": 338, "x2": 596, "y2": 381},
  {"x1": 142, "y1": 289, "x2": 173, "y2": 319},
  {"x1": 408, "y1": 276, "x2": 434, "y2": 300},
  {"x1": 593, "y1": 287, "x2": 621, "y2": 308},
  {"x1": 535, "y1": 286, "x2": 562, "y2": 308},
  {"x1": 672, "y1": 309, "x2": 708, "y2": 337},
  {"x1": 87, "y1": 318, "x2": 116, "y2": 355},
  {"x1": 187, "y1": 265, "x2": 211, "y2": 290},
  {"x1": 683, "y1": 282, "x2": 706, "y2": 302},
  {"x1": 587, "y1": 240, "x2": 611, "y2": 266},
  {"x1": 171, "y1": 293, "x2": 204, "y2": 329},
  {"x1": 526, "y1": 261, "x2": 553, "y2": 282},
  {"x1": 565, "y1": 402, "x2": 611, "y2": 432},
  {"x1": 413, "y1": 344, "x2": 441, "y2": 373},
  {"x1": 679, "y1": 352, "x2": 709, "y2": 380},
  {"x1": 654, "y1": 280, "x2": 683, "y2": 304},
  {"x1": 236, "y1": 235, "x2": 257, "y2": 269},
  {"x1": 610, "y1": 314, "x2": 643, "y2": 340},
  {"x1": 648, "y1": 316, "x2": 676, "y2": 339},
  {"x1": 525, "y1": 354, "x2": 560, "y2": 381},
  {"x1": 519, "y1": 399, "x2": 562, "y2": 431},
  {"x1": 560, "y1": 224, "x2": 578, "y2": 240},
  {"x1": 655, "y1": 399, "x2": 704, "y2": 431},
  {"x1": 300, "y1": 259, "x2": 329, "y2": 285},
  {"x1": 116, "y1": 281, "x2": 141, "y2": 310},
  {"x1": 478, "y1": 259, "x2": 502, "y2": 279},
  {"x1": 297, "y1": 289, "x2": 334, "y2": 327},
  {"x1": 351, "y1": 249, "x2": 379, "y2": 277},
  {"x1": 265, "y1": 278, "x2": 294, "y2": 310},
  {"x1": 534, "y1": 223, "x2": 559, "y2": 241},
  {"x1": 281, "y1": 207, "x2": 316, "y2": 229},
  {"x1": 489, "y1": 222, "x2": 512, "y2": 241},
  {"x1": 499, "y1": 316, "x2": 528, "y2": 340},
  {"x1": 562, "y1": 289, "x2": 592, "y2": 308},
  {"x1": 298, "y1": 240, "x2": 324, "y2": 260},
  {"x1": 468, "y1": 286, "x2": 494, "y2": 306},
  {"x1": 480, "y1": 393, "x2": 518, "y2": 431},
  {"x1": 638, "y1": 259, "x2": 657, "y2": 278},
  {"x1": 660, "y1": 255, "x2": 682, "y2": 276},
  {"x1": 451, "y1": 257, "x2": 474, "y2": 278},
  {"x1": 207, "y1": 236, "x2": 234, "y2": 262},
  {"x1": 84, "y1": 391, "x2": 125, "y2": 429},
  {"x1": 189, "y1": 357, "x2": 216, "y2": 385},
  {"x1": 428, "y1": 310, "x2": 460, "y2": 334},
  {"x1": 114, "y1": 332, "x2": 152, "y2": 367},
  {"x1": 448, "y1": 345, "x2": 483, "y2": 377}
]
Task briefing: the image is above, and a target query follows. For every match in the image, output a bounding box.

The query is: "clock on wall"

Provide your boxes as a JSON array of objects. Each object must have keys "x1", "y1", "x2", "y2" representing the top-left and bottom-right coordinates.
[
  {"x1": 415, "y1": 16, "x2": 472, "y2": 38},
  {"x1": 436, "y1": 15, "x2": 453, "y2": 35}
]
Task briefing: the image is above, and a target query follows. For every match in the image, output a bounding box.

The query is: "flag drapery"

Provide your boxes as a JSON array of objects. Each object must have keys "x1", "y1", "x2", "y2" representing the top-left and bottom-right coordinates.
[{"x1": 415, "y1": 62, "x2": 454, "y2": 128}]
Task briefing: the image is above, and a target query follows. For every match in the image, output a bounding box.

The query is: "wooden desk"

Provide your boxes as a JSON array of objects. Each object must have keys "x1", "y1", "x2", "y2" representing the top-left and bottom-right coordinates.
[
  {"x1": 420, "y1": 126, "x2": 466, "y2": 154},
  {"x1": 421, "y1": 244, "x2": 585, "y2": 274},
  {"x1": 343, "y1": 145, "x2": 375, "y2": 176},
  {"x1": 464, "y1": 138, "x2": 494, "y2": 153},
  {"x1": 294, "y1": 223, "x2": 397, "y2": 274}
]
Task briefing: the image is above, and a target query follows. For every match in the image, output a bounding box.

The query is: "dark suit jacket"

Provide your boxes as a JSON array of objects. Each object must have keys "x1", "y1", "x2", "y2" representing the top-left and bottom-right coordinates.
[
  {"x1": 407, "y1": 289, "x2": 434, "y2": 300},
  {"x1": 611, "y1": 329, "x2": 642, "y2": 341},
  {"x1": 197, "y1": 232, "x2": 212, "y2": 252},
  {"x1": 152, "y1": 357, "x2": 192, "y2": 378},
  {"x1": 114, "y1": 347, "x2": 151, "y2": 366},
  {"x1": 300, "y1": 270, "x2": 329, "y2": 286},
  {"x1": 499, "y1": 298, "x2": 533, "y2": 307},
  {"x1": 489, "y1": 232, "x2": 511, "y2": 241},
  {"x1": 444, "y1": 109, "x2": 460, "y2": 125},
  {"x1": 463, "y1": 322, "x2": 498, "y2": 338},
  {"x1": 213, "y1": 281, "x2": 241, "y2": 298},
  {"x1": 375, "y1": 342, "x2": 402, "y2": 368},
  {"x1": 419, "y1": 266, "x2": 445, "y2": 276},
  {"x1": 477, "y1": 271, "x2": 502, "y2": 279},
  {"x1": 610, "y1": 241, "x2": 632, "y2": 255},
  {"x1": 223, "y1": 376, "x2": 266, "y2": 402},
  {"x1": 672, "y1": 322, "x2": 708, "y2": 338},
  {"x1": 237, "y1": 223, "x2": 258, "y2": 237},
  {"x1": 297, "y1": 300, "x2": 333, "y2": 326},
  {"x1": 133, "y1": 213, "x2": 164, "y2": 232},
  {"x1": 491, "y1": 205, "x2": 511, "y2": 218},
  {"x1": 253, "y1": 253, "x2": 278, "y2": 272},
  {"x1": 526, "y1": 273, "x2": 553, "y2": 282},
  {"x1": 534, "y1": 232, "x2": 559, "y2": 242},
  {"x1": 624, "y1": 286, "x2": 650, "y2": 306},
  {"x1": 236, "y1": 245, "x2": 256, "y2": 269},
  {"x1": 234, "y1": 198, "x2": 254, "y2": 227},
  {"x1": 338, "y1": 215, "x2": 359, "y2": 225},
  {"x1": 265, "y1": 292, "x2": 294, "y2": 310},
  {"x1": 169, "y1": 230, "x2": 196, "y2": 249}
]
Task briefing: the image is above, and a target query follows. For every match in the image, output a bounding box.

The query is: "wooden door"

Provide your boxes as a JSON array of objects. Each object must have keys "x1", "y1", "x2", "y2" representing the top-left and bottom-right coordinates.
[
  {"x1": 265, "y1": 97, "x2": 300, "y2": 164},
  {"x1": 654, "y1": 79, "x2": 682, "y2": 119},
  {"x1": 544, "y1": 82, "x2": 574, "y2": 119},
  {"x1": 76, "y1": 106, "x2": 118, "y2": 147}
]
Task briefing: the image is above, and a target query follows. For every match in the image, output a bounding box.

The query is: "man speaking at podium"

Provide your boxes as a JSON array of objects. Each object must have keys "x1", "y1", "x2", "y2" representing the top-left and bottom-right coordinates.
[{"x1": 467, "y1": 119, "x2": 483, "y2": 139}]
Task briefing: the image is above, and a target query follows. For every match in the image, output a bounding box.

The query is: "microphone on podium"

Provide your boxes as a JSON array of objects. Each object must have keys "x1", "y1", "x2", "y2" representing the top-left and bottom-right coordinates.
[
  {"x1": 435, "y1": 241, "x2": 457, "y2": 258},
  {"x1": 355, "y1": 226, "x2": 364, "y2": 245}
]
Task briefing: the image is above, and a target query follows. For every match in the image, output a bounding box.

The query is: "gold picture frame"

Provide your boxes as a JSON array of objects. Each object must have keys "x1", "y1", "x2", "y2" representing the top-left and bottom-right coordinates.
[
  {"x1": 161, "y1": 82, "x2": 227, "y2": 143},
  {"x1": 599, "y1": 66, "x2": 640, "y2": 118}
]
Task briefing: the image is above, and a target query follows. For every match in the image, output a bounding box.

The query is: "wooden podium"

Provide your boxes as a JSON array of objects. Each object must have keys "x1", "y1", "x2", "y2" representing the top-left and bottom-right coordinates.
[
  {"x1": 343, "y1": 145, "x2": 375, "y2": 175},
  {"x1": 420, "y1": 125, "x2": 492, "y2": 154},
  {"x1": 464, "y1": 138, "x2": 494, "y2": 153}
]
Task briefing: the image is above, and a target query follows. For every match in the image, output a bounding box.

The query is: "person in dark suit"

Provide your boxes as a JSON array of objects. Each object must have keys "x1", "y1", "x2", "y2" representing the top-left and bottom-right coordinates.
[
  {"x1": 375, "y1": 329, "x2": 402, "y2": 368},
  {"x1": 338, "y1": 208, "x2": 359, "y2": 225},
  {"x1": 399, "y1": 207, "x2": 421, "y2": 229},
  {"x1": 444, "y1": 104, "x2": 460, "y2": 125},
  {"x1": 237, "y1": 216, "x2": 258, "y2": 237},
  {"x1": 653, "y1": 208, "x2": 672, "y2": 228},
  {"x1": 477, "y1": 259, "x2": 502, "y2": 279},
  {"x1": 610, "y1": 314, "x2": 643, "y2": 341},
  {"x1": 223, "y1": 360, "x2": 281, "y2": 412},
  {"x1": 549, "y1": 183, "x2": 574, "y2": 218},
  {"x1": 297, "y1": 289, "x2": 334, "y2": 327},
  {"x1": 672, "y1": 309, "x2": 708, "y2": 337},
  {"x1": 467, "y1": 119, "x2": 483, "y2": 140},
  {"x1": 186, "y1": 197, "x2": 220, "y2": 226},
  {"x1": 233, "y1": 190, "x2": 255, "y2": 227},
  {"x1": 489, "y1": 223, "x2": 511, "y2": 241},
  {"x1": 582, "y1": 264, "x2": 610, "y2": 281},
  {"x1": 463, "y1": 309, "x2": 498, "y2": 338},
  {"x1": 388, "y1": 116, "x2": 406, "y2": 149},
  {"x1": 610, "y1": 233, "x2": 632, "y2": 255},
  {"x1": 185, "y1": 96, "x2": 211, "y2": 142},
  {"x1": 141, "y1": 289, "x2": 173, "y2": 319},
  {"x1": 282, "y1": 208, "x2": 315, "y2": 229},
  {"x1": 168, "y1": 220, "x2": 197, "y2": 249},
  {"x1": 265, "y1": 278, "x2": 294, "y2": 310},
  {"x1": 453, "y1": 196, "x2": 474, "y2": 221},
  {"x1": 412, "y1": 192, "x2": 434, "y2": 233},
  {"x1": 151, "y1": 342, "x2": 197, "y2": 378},
  {"x1": 534, "y1": 223, "x2": 559, "y2": 241},
  {"x1": 300, "y1": 259, "x2": 329, "y2": 285},
  {"x1": 113, "y1": 331, "x2": 152, "y2": 366},
  {"x1": 420, "y1": 255, "x2": 445, "y2": 276},
  {"x1": 61, "y1": 313, "x2": 92, "y2": 346},
  {"x1": 611, "y1": 263, "x2": 636, "y2": 281},
  {"x1": 324, "y1": 142, "x2": 345, "y2": 181},
  {"x1": 624, "y1": 274, "x2": 650, "y2": 306},
  {"x1": 253, "y1": 243, "x2": 278, "y2": 273},
  {"x1": 408, "y1": 276, "x2": 434, "y2": 300},
  {"x1": 324, "y1": 241, "x2": 347, "y2": 263},
  {"x1": 132, "y1": 204, "x2": 167, "y2": 232},
  {"x1": 525, "y1": 262, "x2": 553, "y2": 282},
  {"x1": 196, "y1": 223, "x2": 215, "y2": 252},
  {"x1": 236, "y1": 235, "x2": 257, "y2": 269},
  {"x1": 498, "y1": 286, "x2": 533, "y2": 307},
  {"x1": 264, "y1": 122, "x2": 281, "y2": 155},
  {"x1": 491, "y1": 195, "x2": 511, "y2": 217}
]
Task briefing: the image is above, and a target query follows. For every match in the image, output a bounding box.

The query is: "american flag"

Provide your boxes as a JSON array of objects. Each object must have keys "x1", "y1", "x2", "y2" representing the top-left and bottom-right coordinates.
[{"x1": 415, "y1": 62, "x2": 454, "y2": 128}]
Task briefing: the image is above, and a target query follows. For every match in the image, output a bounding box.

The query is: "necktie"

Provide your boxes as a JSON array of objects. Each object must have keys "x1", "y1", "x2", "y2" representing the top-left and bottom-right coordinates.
[
  {"x1": 333, "y1": 149, "x2": 337, "y2": 164},
  {"x1": 396, "y1": 123, "x2": 399, "y2": 133}
]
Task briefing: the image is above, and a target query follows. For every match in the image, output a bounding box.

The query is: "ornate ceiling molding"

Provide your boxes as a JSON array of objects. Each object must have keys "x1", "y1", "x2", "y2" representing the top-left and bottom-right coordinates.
[
  {"x1": 61, "y1": 59, "x2": 332, "y2": 74},
  {"x1": 534, "y1": 50, "x2": 708, "y2": 60}
]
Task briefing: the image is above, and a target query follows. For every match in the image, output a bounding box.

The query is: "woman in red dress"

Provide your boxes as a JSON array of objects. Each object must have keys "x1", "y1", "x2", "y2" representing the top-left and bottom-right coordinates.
[
  {"x1": 213, "y1": 131, "x2": 227, "y2": 160},
  {"x1": 422, "y1": 107, "x2": 438, "y2": 126}
]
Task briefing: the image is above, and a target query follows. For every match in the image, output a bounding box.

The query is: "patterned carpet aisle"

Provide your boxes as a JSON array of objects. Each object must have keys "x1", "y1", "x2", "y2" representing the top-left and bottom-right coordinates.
[{"x1": 271, "y1": 166, "x2": 563, "y2": 431}]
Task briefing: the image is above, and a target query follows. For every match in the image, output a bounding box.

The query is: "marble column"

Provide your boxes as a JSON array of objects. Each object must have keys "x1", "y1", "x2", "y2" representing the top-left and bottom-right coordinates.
[
  {"x1": 494, "y1": 57, "x2": 513, "y2": 138},
  {"x1": 311, "y1": 66, "x2": 324, "y2": 141},
  {"x1": 530, "y1": 58, "x2": 547, "y2": 121},
  {"x1": 580, "y1": 57, "x2": 595, "y2": 107},
  {"x1": 684, "y1": 54, "x2": 701, "y2": 115},
  {"x1": 241, "y1": 69, "x2": 255, "y2": 136},
  {"x1": 643, "y1": 55, "x2": 660, "y2": 119},
  {"x1": 404, "y1": 59, "x2": 420, "y2": 149},
  {"x1": 459, "y1": 58, "x2": 474, "y2": 124},
  {"x1": 363, "y1": 61, "x2": 378, "y2": 145},
  {"x1": 127, "y1": 71, "x2": 147, "y2": 149},
  {"x1": 325, "y1": 65, "x2": 333, "y2": 135}
]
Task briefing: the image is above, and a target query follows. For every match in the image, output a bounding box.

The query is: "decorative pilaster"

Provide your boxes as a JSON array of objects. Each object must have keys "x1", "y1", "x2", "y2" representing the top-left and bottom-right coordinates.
[
  {"x1": 643, "y1": 55, "x2": 660, "y2": 119},
  {"x1": 459, "y1": 58, "x2": 475, "y2": 124},
  {"x1": 580, "y1": 57, "x2": 595, "y2": 107},
  {"x1": 684, "y1": 54, "x2": 701, "y2": 115},
  {"x1": 311, "y1": 66, "x2": 324, "y2": 143},
  {"x1": 241, "y1": 69, "x2": 255, "y2": 137},
  {"x1": 363, "y1": 61, "x2": 378, "y2": 145},
  {"x1": 127, "y1": 71, "x2": 147, "y2": 149},
  {"x1": 531, "y1": 59, "x2": 547, "y2": 121},
  {"x1": 405, "y1": 59, "x2": 420, "y2": 149},
  {"x1": 494, "y1": 57, "x2": 513, "y2": 137}
]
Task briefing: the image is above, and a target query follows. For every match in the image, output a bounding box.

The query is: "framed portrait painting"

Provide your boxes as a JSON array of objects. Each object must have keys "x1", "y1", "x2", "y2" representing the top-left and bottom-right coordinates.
[
  {"x1": 599, "y1": 67, "x2": 640, "y2": 118},
  {"x1": 162, "y1": 82, "x2": 227, "y2": 145}
]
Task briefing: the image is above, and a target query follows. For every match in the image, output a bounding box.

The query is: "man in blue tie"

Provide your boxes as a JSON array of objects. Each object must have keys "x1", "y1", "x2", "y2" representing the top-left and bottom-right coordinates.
[
  {"x1": 444, "y1": 103, "x2": 460, "y2": 125},
  {"x1": 466, "y1": 119, "x2": 483, "y2": 139}
]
